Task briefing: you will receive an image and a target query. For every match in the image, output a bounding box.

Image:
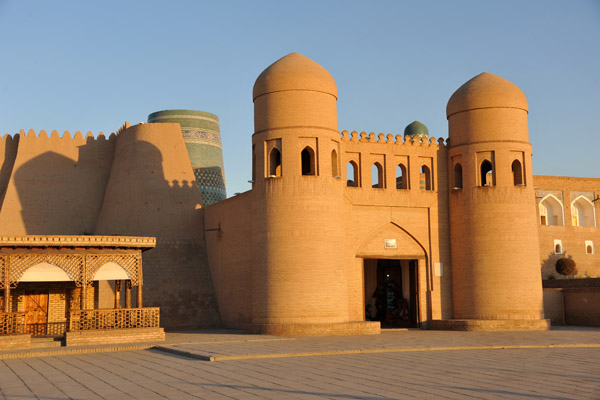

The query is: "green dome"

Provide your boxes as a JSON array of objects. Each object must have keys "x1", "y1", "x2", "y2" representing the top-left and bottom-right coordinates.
[{"x1": 404, "y1": 121, "x2": 429, "y2": 137}]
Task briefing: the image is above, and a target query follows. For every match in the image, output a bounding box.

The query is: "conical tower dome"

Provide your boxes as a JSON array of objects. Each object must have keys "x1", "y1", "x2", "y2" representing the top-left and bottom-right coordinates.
[
  {"x1": 446, "y1": 72, "x2": 528, "y2": 118},
  {"x1": 253, "y1": 52, "x2": 337, "y2": 100}
]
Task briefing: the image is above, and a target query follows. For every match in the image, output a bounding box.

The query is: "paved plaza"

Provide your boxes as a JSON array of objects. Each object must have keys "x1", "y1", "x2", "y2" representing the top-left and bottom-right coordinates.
[{"x1": 0, "y1": 328, "x2": 599, "y2": 399}]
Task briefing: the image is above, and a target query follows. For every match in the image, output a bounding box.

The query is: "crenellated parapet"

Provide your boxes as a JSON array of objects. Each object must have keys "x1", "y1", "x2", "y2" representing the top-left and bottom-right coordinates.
[
  {"x1": 340, "y1": 130, "x2": 447, "y2": 148},
  {"x1": 338, "y1": 129, "x2": 448, "y2": 197},
  {"x1": 0, "y1": 127, "x2": 118, "y2": 236}
]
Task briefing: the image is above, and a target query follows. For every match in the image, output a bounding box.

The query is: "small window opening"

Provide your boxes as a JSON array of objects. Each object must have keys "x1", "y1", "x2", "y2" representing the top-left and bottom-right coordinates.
[
  {"x1": 587, "y1": 245, "x2": 593, "y2": 254},
  {"x1": 420, "y1": 166, "x2": 431, "y2": 190},
  {"x1": 269, "y1": 148, "x2": 281, "y2": 177},
  {"x1": 372, "y1": 163, "x2": 383, "y2": 188},
  {"x1": 453, "y1": 163, "x2": 463, "y2": 189},
  {"x1": 480, "y1": 160, "x2": 493, "y2": 186},
  {"x1": 554, "y1": 240, "x2": 563, "y2": 254},
  {"x1": 301, "y1": 147, "x2": 315, "y2": 176},
  {"x1": 347, "y1": 161, "x2": 359, "y2": 187},
  {"x1": 396, "y1": 164, "x2": 407, "y2": 189},
  {"x1": 331, "y1": 149, "x2": 339, "y2": 177},
  {"x1": 512, "y1": 160, "x2": 523, "y2": 185}
]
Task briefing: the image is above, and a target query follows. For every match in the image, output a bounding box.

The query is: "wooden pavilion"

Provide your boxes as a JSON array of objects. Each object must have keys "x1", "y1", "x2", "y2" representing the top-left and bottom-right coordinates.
[{"x1": 0, "y1": 235, "x2": 164, "y2": 348}]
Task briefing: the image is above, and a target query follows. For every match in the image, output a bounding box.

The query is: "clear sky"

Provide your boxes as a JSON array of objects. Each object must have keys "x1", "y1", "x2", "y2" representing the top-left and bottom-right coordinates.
[{"x1": 1, "y1": 0, "x2": 599, "y2": 196}]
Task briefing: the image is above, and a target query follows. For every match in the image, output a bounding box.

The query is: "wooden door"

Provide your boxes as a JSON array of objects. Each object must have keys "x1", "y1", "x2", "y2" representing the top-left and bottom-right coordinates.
[{"x1": 25, "y1": 291, "x2": 49, "y2": 336}]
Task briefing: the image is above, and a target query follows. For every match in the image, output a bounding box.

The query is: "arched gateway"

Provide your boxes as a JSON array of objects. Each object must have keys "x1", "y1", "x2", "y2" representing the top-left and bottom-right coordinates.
[{"x1": 356, "y1": 222, "x2": 428, "y2": 328}]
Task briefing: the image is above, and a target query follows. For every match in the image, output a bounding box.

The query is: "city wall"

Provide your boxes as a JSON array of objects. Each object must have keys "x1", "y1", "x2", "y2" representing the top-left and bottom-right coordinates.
[{"x1": 0, "y1": 124, "x2": 221, "y2": 330}]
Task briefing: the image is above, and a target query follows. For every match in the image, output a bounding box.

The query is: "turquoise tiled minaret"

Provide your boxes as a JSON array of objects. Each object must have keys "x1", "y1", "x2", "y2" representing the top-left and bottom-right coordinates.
[{"x1": 148, "y1": 109, "x2": 226, "y2": 206}]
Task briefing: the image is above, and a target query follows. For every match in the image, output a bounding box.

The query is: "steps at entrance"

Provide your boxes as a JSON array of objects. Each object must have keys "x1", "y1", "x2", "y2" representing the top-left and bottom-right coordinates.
[{"x1": 30, "y1": 337, "x2": 64, "y2": 348}]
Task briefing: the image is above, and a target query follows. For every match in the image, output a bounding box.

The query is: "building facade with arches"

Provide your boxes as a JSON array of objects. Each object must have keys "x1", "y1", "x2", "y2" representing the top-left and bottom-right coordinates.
[
  {"x1": 1, "y1": 52, "x2": 598, "y2": 338},
  {"x1": 203, "y1": 53, "x2": 599, "y2": 335}
]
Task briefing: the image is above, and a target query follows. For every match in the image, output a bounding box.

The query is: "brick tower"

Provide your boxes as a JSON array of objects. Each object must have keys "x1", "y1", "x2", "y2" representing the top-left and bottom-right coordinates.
[
  {"x1": 445, "y1": 73, "x2": 548, "y2": 330},
  {"x1": 249, "y1": 53, "x2": 378, "y2": 335}
]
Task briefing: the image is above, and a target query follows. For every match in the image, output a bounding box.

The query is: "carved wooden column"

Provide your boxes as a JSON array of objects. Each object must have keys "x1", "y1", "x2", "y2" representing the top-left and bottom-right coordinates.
[
  {"x1": 137, "y1": 285, "x2": 143, "y2": 308},
  {"x1": 125, "y1": 280, "x2": 132, "y2": 308},
  {"x1": 3, "y1": 256, "x2": 10, "y2": 313},
  {"x1": 81, "y1": 256, "x2": 87, "y2": 310},
  {"x1": 114, "y1": 280, "x2": 122, "y2": 309},
  {"x1": 137, "y1": 254, "x2": 143, "y2": 308}
]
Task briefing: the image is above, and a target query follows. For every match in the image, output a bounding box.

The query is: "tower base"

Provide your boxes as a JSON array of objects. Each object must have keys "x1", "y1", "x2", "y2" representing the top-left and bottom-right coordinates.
[
  {"x1": 430, "y1": 319, "x2": 550, "y2": 332},
  {"x1": 248, "y1": 321, "x2": 380, "y2": 336}
]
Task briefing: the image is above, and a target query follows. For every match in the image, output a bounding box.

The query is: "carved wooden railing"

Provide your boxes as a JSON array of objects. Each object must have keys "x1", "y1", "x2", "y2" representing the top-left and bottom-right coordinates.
[
  {"x1": 0, "y1": 312, "x2": 26, "y2": 335},
  {"x1": 69, "y1": 308, "x2": 160, "y2": 331}
]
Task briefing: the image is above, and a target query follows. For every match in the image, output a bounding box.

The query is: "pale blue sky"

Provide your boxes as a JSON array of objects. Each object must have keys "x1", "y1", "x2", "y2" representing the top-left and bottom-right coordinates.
[{"x1": 1, "y1": 0, "x2": 599, "y2": 196}]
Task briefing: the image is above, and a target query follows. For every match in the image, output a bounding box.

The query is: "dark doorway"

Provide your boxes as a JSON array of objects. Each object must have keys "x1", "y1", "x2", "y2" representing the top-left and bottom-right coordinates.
[{"x1": 364, "y1": 259, "x2": 418, "y2": 328}]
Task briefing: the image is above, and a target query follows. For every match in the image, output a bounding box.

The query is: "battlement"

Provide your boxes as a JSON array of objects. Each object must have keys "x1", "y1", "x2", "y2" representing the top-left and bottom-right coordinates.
[
  {"x1": 2, "y1": 129, "x2": 117, "y2": 142},
  {"x1": 340, "y1": 130, "x2": 447, "y2": 148}
]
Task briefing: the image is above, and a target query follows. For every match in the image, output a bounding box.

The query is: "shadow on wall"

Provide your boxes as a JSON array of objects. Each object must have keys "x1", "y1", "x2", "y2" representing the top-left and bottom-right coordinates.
[
  {"x1": 435, "y1": 145, "x2": 452, "y2": 319},
  {"x1": 0, "y1": 135, "x2": 19, "y2": 211},
  {"x1": 12, "y1": 136, "x2": 113, "y2": 235},
  {"x1": 93, "y1": 139, "x2": 204, "y2": 238},
  {"x1": 541, "y1": 250, "x2": 576, "y2": 279}
]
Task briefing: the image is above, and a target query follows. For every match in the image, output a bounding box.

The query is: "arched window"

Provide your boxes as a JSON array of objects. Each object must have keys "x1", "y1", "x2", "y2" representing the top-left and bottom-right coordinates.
[
  {"x1": 586, "y1": 241, "x2": 594, "y2": 254},
  {"x1": 571, "y1": 196, "x2": 596, "y2": 227},
  {"x1": 539, "y1": 195, "x2": 564, "y2": 226},
  {"x1": 554, "y1": 239, "x2": 563, "y2": 254},
  {"x1": 396, "y1": 164, "x2": 407, "y2": 189},
  {"x1": 420, "y1": 166, "x2": 431, "y2": 190},
  {"x1": 301, "y1": 146, "x2": 315, "y2": 176},
  {"x1": 372, "y1": 162, "x2": 383, "y2": 188},
  {"x1": 347, "y1": 161, "x2": 359, "y2": 187},
  {"x1": 269, "y1": 148, "x2": 281, "y2": 177},
  {"x1": 331, "y1": 149, "x2": 339, "y2": 177},
  {"x1": 453, "y1": 163, "x2": 463, "y2": 189},
  {"x1": 512, "y1": 160, "x2": 523, "y2": 185},
  {"x1": 480, "y1": 160, "x2": 493, "y2": 186}
]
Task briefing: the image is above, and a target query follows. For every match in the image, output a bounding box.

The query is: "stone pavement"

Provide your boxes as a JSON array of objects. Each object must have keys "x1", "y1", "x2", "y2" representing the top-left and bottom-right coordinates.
[{"x1": 0, "y1": 327, "x2": 599, "y2": 399}]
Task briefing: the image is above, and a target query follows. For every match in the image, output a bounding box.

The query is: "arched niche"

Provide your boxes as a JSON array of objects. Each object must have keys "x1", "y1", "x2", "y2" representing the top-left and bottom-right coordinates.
[
  {"x1": 539, "y1": 194, "x2": 564, "y2": 226},
  {"x1": 453, "y1": 163, "x2": 463, "y2": 189},
  {"x1": 372, "y1": 162, "x2": 383, "y2": 188},
  {"x1": 301, "y1": 146, "x2": 316, "y2": 176},
  {"x1": 356, "y1": 222, "x2": 426, "y2": 260},
  {"x1": 20, "y1": 262, "x2": 72, "y2": 282},
  {"x1": 331, "y1": 149, "x2": 339, "y2": 177},
  {"x1": 480, "y1": 160, "x2": 493, "y2": 186},
  {"x1": 571, "y1": 196, "x2": 596, "y2": 227},
  {"x1": 347, "y1": 161, "x2": 359, "y2": 187},
  {"x1": 396, "y1": 164, "x2": 407, "y2": 189},
  {"x1": 269, "y1": 148, "x2": 281, "y2": 177},
  {"x1": 92, "y1": 262, "x2": 130, "y2": 281},
  {"x1": 512, "y1": 160, "x2": 523, "y2": 185}
]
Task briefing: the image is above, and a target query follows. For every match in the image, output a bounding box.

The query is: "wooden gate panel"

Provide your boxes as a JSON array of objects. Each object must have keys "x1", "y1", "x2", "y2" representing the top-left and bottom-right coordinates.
[{"x1": 24, "y1": 291, "x2": 49, "y2": 336}]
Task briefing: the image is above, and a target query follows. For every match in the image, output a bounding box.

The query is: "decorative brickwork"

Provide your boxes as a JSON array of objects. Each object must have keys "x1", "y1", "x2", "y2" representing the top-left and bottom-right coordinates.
[
  {"x1": 194, "y1": 167, "x2": 226, "y2": 206},
  {"x1": 69, "y1": 307, "x2": 160, "y2": 331}
]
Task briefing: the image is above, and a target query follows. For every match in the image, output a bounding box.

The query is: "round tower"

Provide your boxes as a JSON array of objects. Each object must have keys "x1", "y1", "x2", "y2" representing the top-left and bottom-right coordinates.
[
  {"x1": 250, "y1": 53, "x2": 376, "y2": 335},
  {"x1": 148, "y1": 110, "x2": 226, "y2": 206},
  {"x1": 446, "y1": 73, "x2": 547, "y2": 327}
]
